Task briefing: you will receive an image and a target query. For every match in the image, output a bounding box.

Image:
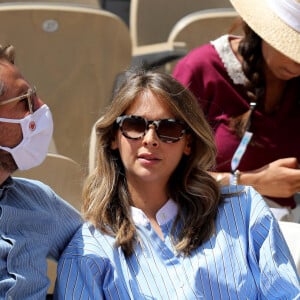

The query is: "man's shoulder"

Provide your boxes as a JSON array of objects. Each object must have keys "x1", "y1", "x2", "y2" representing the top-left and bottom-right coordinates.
[
  {"x1": 9, "y1": 177, "x2": 74, "y2": 210},
  {"x1": 9, "y1": 177, "x2": 56, "y2": 200},
  {"x1": 12, "y1": 176, "x2": 53, "y2": 191}
]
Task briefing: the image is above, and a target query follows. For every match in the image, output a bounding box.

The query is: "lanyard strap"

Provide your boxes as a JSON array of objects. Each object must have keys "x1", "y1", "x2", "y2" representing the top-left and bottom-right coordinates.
[
  {"x1": 231, "y1": 131, "x2": 253, "y2": 172},
  {"x1": 230, "y1": 102, "x2": 256, "y2": 172}
]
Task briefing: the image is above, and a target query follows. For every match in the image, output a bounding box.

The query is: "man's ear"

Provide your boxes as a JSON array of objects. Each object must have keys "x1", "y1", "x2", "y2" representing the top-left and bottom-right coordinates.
[{"x1": 183, "y1": 135, "x2": 192, "y2": 155}]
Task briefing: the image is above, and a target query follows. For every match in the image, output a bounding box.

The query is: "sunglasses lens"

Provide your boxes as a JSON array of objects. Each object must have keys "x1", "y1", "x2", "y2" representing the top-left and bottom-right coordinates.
[
  {"x1": 121, "y1": 116, "x2": 146, "y2": 139},
  {"x1": 157, "y1": 120, "x2": 185, "y2": 142},
  {"x1": 117, "y1": 116, "x2": 187, "y2": 143}
]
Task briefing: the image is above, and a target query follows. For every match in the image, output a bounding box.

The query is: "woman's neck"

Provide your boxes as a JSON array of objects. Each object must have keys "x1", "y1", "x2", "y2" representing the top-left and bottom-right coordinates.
[
  {"x1": 264, "y1": 67, "x2": 287, "y2": 114},
  {"x1": 128, "y1": 181, "x2": 168, "y2": 240},
  {"x1": 229, "y1": 36, "x2": 243, "y2": 64},
  {"x1": 128, "y1": 180, "x2": 168, "y2": 220}
]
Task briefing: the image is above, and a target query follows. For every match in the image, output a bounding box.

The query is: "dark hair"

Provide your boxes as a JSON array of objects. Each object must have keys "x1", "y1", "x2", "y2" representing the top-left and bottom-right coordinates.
[{"x1": 229, "y1": 22, "x2": 265, "y2": 138}]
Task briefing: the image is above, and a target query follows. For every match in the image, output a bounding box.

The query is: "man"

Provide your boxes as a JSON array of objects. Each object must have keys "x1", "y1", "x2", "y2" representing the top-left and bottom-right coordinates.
[{"x1": 0, "y1": 44, "x2": 82, "y2": 299}]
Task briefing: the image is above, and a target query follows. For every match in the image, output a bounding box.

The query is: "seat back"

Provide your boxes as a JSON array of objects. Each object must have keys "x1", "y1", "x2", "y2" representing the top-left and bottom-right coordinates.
[
  {"x1": 130, "y1": 0, "x2": 233, "y2": 48},
  {"x1": 168, "y1": 8, "x2": 239, "y2": 51},
  {"x1": 166, "y1": 8, "x2": 240, "y2": 73},
  {"x1": 278, "y1": 221, "x2": 300, "y2": 275},
  {"x1": 14, "y1": 152, "x2": 84, "y2": 209},
  {"x1": 88, "y1": 120, "x2": 97, "y2": 173},
  {"x1": 0, "y1": 4, "x2": 131, "y2": 173},
  {"x1": 0, "y1": 0, "x2": 101, "y2": 9}
]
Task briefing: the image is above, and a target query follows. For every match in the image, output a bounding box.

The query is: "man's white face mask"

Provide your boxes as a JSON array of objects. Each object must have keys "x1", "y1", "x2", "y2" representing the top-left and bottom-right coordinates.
[{"x1": 0, "y1": 104, "x2": 53, "y2": 170}]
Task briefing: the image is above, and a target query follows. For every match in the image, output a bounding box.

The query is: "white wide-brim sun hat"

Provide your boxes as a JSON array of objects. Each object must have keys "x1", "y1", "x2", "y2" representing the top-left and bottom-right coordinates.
[{"x1": 230, "y1": 0, "x2": 300, "y2": 64}]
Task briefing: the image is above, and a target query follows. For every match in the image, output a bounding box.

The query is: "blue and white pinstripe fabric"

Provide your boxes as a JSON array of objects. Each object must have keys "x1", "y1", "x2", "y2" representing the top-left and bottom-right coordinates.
[
  {"x1": 54, "y1": 186, "x2": 300, "y2": 299},
  {"x1": 0, "y1": 177, "x2": 82, "y2": 299}
]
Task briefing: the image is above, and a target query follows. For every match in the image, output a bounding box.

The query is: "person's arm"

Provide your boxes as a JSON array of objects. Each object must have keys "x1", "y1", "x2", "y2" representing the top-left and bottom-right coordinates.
[
  {"x1": 54, "y1": 255, "x2": 105, "y2": 299},
  {"x1": 211, "y1": 157, "x2": 300, "y2": 198},
  {"x1": 246, "y1": 187, "x2": 300, "y2": 298},
  {"x1": 45, "y1": 190, "x2": 82, "y2": 260}
]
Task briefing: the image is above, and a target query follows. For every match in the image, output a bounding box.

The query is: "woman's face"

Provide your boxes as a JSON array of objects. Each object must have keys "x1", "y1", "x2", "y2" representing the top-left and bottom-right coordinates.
[
  {"x1": 111, "y1": 90, "x2": 191, "y2": 188},
  {"x1": 262, "y1": 41, "x2": 300, "y2": 80}
]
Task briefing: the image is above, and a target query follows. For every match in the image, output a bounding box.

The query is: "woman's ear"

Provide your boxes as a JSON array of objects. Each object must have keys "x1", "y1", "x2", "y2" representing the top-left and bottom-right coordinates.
[
  {"x1": 183, "y1": 135, "x2": 192, "y2": 155},
  {"x1": 111, "y1": 137, "x2": 118, "y2": 150}
]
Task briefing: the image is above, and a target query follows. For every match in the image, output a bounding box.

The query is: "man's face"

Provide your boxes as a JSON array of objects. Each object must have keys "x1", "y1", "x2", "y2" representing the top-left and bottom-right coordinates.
[{"x1": 0, "y1": 60, "x2": 44, "y2": 172}]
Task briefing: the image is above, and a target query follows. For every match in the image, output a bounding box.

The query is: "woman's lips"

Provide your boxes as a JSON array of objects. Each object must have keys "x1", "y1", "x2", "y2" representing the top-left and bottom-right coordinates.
[{"x1": 138, "y1": 153, "x2": 161, "y2": 163}]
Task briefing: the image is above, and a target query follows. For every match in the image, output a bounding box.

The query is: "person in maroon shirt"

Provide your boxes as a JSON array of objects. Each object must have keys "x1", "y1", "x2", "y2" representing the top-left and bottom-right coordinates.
[{"x1": 173, "y1": 0, "x2": 300, "y2": 221}]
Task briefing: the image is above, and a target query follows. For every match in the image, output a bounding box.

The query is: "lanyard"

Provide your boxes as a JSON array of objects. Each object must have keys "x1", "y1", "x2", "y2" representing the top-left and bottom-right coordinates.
[
  {"x1": 231, "y1": 131, "x2": 253, "y2": 172},
  {"x1": 230, "y1": 102, "x2": 256, "y2": 172}
]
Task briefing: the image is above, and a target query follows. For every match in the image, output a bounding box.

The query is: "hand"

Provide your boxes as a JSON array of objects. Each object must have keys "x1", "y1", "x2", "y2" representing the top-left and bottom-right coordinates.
[{"x1": 244, "y1": 157, "x2": 300, "y2": 198}]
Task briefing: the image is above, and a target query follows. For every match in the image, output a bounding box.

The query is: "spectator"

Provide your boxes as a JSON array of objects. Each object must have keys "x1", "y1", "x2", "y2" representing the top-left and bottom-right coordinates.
[
  {"x1": 54, "y1": 69, "x2": 300, "y2": 299},
  {"x1": 173, "y1": 0, "x2": 300, "y2": 221},
  {"x1": 0, "y1": 44, "x2": 82, "y2": 299}
]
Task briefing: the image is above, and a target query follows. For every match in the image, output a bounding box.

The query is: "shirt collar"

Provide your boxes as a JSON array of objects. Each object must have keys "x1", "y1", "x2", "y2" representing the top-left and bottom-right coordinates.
[
  {"x1": 211, "y1": 34, "x2": 247, "y2": 85},
  {"x1": 0, "y1": 176, "x2": 14, "y2": 198},
  {"x1": 131, "y1": 199, "x2": 178, "y2": 226}
]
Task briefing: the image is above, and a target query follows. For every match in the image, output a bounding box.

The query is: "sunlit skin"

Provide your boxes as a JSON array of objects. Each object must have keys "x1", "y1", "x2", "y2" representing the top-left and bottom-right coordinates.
[
  {"x1": 0, "y1": 59, "x2": 44, "y2": 181},
  {"x1": 0, "y1": 60, "x2": 44, "y2": 146},
  {"x1": 262, "y1": 41, "x2": 300, "y2": 81},
  {"x1": 111, "y1": 90, "x2": 191, "y2": 235},
  {"x1": 231, "y1": 38, "x2": 300, "y2": 81},
  {"x1": 231, "y1": 38, "x2": 300, "y2": 114}
]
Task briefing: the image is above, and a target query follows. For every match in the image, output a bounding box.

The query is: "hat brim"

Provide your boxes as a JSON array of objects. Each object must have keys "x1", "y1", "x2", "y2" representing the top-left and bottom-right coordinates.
[{"x1": 230, "y1": 0, "x2": 300, "y2": 64}]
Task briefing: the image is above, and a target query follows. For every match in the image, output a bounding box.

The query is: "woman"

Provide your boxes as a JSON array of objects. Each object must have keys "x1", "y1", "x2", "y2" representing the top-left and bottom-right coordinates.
[
  {"x1": 54, "y1": 69, "x2": 299, "y2": 299},
  {"x1": 173, "y1": 0, "x2": 300, "y2": 221}
]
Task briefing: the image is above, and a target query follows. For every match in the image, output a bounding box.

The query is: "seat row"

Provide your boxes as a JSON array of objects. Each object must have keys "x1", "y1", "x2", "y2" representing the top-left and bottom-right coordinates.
[{"x1": 0, "y1": 2, "x2": 240, "y2": 173}]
